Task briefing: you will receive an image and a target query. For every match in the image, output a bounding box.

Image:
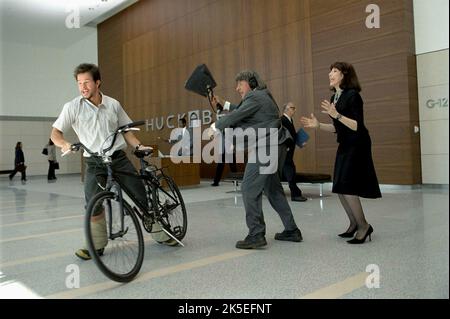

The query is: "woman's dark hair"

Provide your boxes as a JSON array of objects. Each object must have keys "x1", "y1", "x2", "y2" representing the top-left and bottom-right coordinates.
[
  {"x1": 74, "y1": 63, "x2": 101, "y2": 82},
  {"x1": 330, "y1": 62, "x2": 361, "y2": 92},
  {"x1": 48, "y1": 138, "x2": 54, "y2": 146},
  {"x1": 15, "y1": 141, "x2": 22, "y2": 149}
]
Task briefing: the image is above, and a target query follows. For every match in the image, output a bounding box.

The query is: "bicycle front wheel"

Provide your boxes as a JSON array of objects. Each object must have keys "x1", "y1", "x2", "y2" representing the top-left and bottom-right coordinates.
[{"x1": 85, "y1": 191, "x2": 144, "y2": 282}]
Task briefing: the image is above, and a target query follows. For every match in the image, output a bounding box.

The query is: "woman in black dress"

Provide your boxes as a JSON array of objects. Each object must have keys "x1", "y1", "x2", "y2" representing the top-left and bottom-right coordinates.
[{"x1": 301, "y1": 62, "x2": 381, "y2": 244}]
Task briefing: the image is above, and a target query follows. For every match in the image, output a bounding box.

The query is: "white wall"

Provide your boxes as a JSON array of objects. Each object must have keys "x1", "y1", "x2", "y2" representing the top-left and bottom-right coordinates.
[
  {"x1": 0, "y1": 28, "x2": 97, "y2": 117},
  {"x1": 413, "y1": 0, "x2": 449, "y2": 55},
  {"x1": 0, "y1": 27, "x2": 97, "y2": 177},
  {"x1": 413, "y1": 0, "x2": 449, "y2": 185},
  {"x1": 0, "y1": 120, "x2": 79, "y2": 176},
  {"x1": 416, "y1": 50, "x2": 449, "y2": 184}
]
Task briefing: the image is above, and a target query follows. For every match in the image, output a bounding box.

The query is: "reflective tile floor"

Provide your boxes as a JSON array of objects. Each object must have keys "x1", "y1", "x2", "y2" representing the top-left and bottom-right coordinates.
[{"x1": 0, "y1": 175, "x2": 448, "y2": 299}]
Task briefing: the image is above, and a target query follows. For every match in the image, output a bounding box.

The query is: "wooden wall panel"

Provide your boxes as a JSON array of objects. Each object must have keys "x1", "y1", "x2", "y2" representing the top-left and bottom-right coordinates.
[
  {"x1": 98, "y1": 0, "x2": 420, "y2": 185},
  {"x1": 309, "y1": 0, "x2": 362, "y2": 17},
  {"x1": 309, "y1": 0, "x2": 419, "y2": 185},
  {"x1": 97, "y1": 12, "x2": 126, "y2": 103},
  {"x1": 310, "y1": 0, "x2": 412, "y2": 34}
]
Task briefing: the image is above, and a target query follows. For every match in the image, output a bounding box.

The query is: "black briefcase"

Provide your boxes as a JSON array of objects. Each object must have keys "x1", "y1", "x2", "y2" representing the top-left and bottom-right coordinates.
[{"x1": 184, "y1": 64, "x2": 217, "y2": 97}]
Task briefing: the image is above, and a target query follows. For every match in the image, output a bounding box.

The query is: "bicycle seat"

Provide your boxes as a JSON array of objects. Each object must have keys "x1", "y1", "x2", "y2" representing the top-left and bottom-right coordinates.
[{"x1": 134, "y1": 149, "x2": 153, "y2": 158}]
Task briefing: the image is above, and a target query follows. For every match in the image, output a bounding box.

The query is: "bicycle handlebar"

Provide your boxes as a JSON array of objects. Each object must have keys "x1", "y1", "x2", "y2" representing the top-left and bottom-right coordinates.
[
  {"x1": 61, "y1": 142, "x2": 88, "y2": 157},
  {"x1": 117, "y1": 120, "x2": 146, "y2": 132},
  {"x1": 61, "y1": 121, "x2": 146, "y2": 157},
  {"x1": 103, "y1": 121, "x2": 147, "y2": 154}
]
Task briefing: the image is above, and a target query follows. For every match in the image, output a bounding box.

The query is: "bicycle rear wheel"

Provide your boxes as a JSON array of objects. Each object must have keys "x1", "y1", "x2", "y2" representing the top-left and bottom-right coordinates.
[
  {"x1": 85, "y1": 191, "x2": 144, "y2": 282},
  {"x1": 155, "y1": 175, "x2": 187, "y2": 242}
]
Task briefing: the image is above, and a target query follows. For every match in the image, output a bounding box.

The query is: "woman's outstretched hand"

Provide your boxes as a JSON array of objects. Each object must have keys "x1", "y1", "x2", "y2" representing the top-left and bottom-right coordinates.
[
  {"x1": 300, "y1": 113, "x2": 319, "y2": 129},
  {"x1": 320, "y1": 100, "x2": 338, "y2": 118}
]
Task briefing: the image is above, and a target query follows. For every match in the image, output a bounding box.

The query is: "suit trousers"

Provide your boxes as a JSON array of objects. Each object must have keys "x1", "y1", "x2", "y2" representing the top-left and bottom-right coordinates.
[
  {"x1": 241, "y1": 143, "x2": 298, "y2": 237},
  {"x1": 282, "y1": 147, "x2": 302, "y2": 198},
  {"x1": 213, "y1": 152, "x2": 237, "y2": 184},
  {"x1": 10, "y1": 164, "x2": 26, "y2": 181},
  {"x1": 48, "y1": 160, "x2": 56, "y2": 180}
]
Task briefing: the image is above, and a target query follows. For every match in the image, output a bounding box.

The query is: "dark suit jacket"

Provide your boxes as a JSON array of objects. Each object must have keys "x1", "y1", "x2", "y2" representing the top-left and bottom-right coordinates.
[
  {"x1": 215, "y1": 89, "x2": 292, "y2": 151},
  {"x1": 281, "y1": 115, "x2": 296, "y2": 152},
  {"x1": 15, "y1": 148, "x2": 25, "y2": 165}
]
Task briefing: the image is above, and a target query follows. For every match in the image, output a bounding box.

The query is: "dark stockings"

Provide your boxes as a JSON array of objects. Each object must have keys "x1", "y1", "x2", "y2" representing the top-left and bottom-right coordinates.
[{"x1": 338, "y1": 194, "x2": 370, "y2": 239}]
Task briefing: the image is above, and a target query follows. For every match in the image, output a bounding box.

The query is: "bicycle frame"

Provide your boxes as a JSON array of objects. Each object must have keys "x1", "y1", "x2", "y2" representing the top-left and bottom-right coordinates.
[
  {"x1": 66, "y1": 120, "x2": 185, "y2": 246},
  {"x1": 93, "y1": 155, "x2": 130, "y2": 241},
  {"x1": 107, "y1": 157, "x2": 185, "y2": 246}
]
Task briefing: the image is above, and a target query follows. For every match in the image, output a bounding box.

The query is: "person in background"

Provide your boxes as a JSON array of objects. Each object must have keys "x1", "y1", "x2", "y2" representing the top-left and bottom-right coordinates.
[
  {"x1": 9, "y1": 141, "x2": 27, "y2": 183},
  {"x1": 301, "y1": 61, "x2": 381, "y2": 244},
  {"x1": 46, "y1": 138, "x2": 57, "y2": 181},
  {"x1": 210, "y1": 70, "x2": 303, "y2": 249},
  {"x1": 211, "y1": 116, "x2": 237, "y2": 186},
  {"x1": 168, "y1": 118, "x2": 193, "y2": 156},
  {"x1": 281, "y1": 102, "x2": 307, "y2": 202}
]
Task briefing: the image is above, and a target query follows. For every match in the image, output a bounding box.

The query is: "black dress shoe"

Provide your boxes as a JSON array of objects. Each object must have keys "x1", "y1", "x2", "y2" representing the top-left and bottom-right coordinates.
[
  {"x1": 274, "y1": 228, "x2": 303, "y2": 242},
  {"x1": 291, "y1": 195, "x2": 307, "y2": 202},
  {"x1": 235, "y1": 234, "x2": 267, "y2": 249},
  {"x1": 338, "y1": 227, "x2": 357, "y2": 238},
  {"x1": 211, "y1": 182, "x2": 219, "y2": 186},
  {"x1": 347, "y1": 225, "x2": 373, "y2": 244}
]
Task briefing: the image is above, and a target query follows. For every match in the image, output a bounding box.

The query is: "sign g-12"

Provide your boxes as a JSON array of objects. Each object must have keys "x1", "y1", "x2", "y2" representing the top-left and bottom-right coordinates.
[{"x1": 426, "y1": 98, "x2": 448, "y2": 108}]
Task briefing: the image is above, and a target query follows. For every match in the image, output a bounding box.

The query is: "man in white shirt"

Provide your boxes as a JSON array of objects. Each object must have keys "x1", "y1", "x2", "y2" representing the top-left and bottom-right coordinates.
[
  {"x1": 51, "y1": 63, "x2": 174, "y2": 260},
  {"x1": 168, "y1": 118, "x2": 193, "y2": 156}
]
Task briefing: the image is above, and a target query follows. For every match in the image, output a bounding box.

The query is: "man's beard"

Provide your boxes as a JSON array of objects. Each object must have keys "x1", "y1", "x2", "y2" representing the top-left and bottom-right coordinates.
[{"x1": 83, "y1": 91, "x2": 95, "y2": 100}]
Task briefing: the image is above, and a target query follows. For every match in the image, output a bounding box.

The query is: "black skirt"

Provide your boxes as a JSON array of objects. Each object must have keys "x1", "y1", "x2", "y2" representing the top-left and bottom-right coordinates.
[{"x1": 332, "y1": 138, "x2": 381, "y2": 199}]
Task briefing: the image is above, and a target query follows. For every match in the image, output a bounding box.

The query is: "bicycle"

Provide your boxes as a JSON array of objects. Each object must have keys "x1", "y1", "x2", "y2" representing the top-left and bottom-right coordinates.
[{"x1": 63, "y1": 120, "x2": 187, "y2": 282}]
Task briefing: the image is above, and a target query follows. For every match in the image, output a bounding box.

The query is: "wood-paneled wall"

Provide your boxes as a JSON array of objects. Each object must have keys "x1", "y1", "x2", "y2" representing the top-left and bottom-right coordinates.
[{"x1": 98, "y1": 0, "x2": 420, "y2": 185}]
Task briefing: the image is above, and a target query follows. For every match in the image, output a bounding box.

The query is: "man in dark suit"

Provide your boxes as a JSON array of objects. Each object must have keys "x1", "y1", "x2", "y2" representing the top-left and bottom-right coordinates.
[
  {"x1": 210, "y1": 70, "x2": 302, "y2": 249},
  {"x1": 281, "y1": 102, "x2": 307, "y2": 202}
]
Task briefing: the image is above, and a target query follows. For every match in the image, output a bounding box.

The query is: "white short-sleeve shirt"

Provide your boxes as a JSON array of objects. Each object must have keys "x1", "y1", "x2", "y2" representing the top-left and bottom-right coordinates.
[{"x1": 53, "y1": 94, "x2": 132, "y2": 157}]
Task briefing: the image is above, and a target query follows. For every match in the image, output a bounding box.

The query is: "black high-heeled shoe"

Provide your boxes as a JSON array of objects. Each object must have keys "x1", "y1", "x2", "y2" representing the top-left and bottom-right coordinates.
[
  {"x1": 347, "y1": 225, "x2": 373, "y2": 244},
  {"x1": 338, "y1": 227, "x2": 357, "y2": 238}
]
